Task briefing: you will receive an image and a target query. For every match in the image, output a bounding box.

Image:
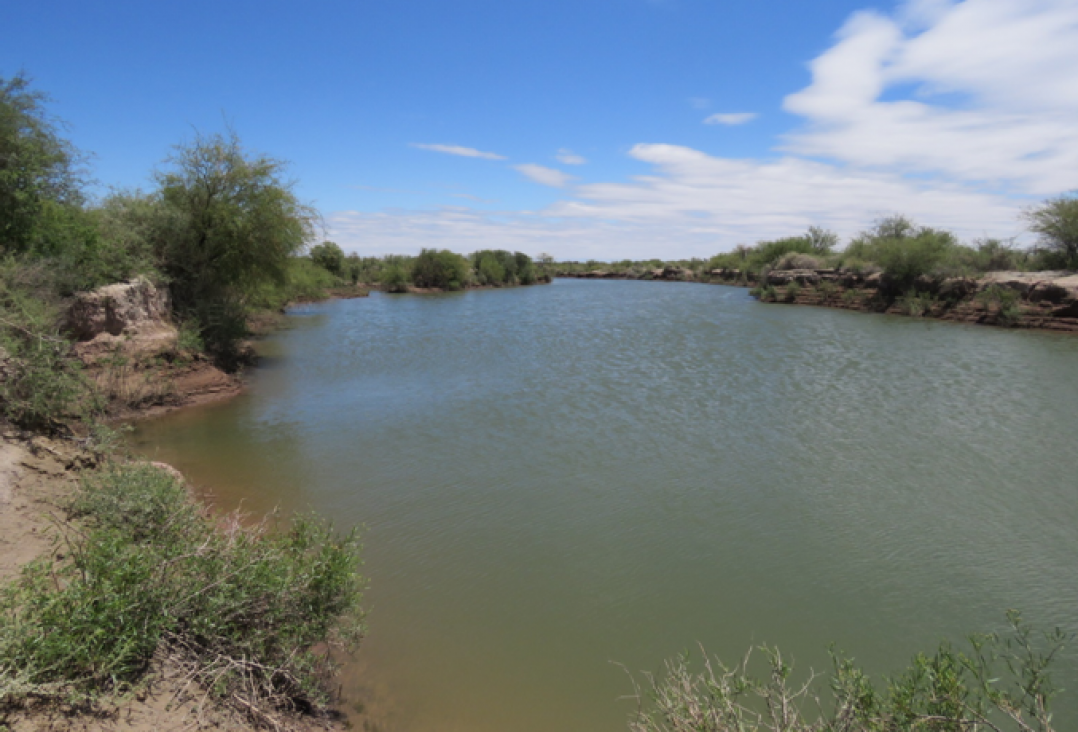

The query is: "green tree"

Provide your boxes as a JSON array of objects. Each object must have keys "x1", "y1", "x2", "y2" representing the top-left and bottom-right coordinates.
[
  {"x1": 1025, "y1": 194, "x2": 1078, "y2": 269},
  {"x1": 309, "y1": 240, "x2": 345, "y2": 276},
  {"x1": 0, "y1": 73, "x2": 87, "y2": 256},
  {"x1": 152, "y1": 131, "x2": 317, "y2": 360},
  {"x1": 412, "y1": 248, "x2": 469, "y2": 290}
]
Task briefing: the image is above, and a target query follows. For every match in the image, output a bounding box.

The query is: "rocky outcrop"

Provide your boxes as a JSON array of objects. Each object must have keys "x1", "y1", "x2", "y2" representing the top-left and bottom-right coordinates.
[{"x1": 65, "y1": 277, "x2": 179, "y2": 363}]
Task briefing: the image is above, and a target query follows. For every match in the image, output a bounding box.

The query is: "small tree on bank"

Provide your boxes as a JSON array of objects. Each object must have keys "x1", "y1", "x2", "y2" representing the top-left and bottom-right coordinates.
[
  {"x1": 152, "y1": 131, "x2": 317, "y2": 361},
  {"x1": 1025, "y1": 194, "x2": 1078, "y2": 270}
]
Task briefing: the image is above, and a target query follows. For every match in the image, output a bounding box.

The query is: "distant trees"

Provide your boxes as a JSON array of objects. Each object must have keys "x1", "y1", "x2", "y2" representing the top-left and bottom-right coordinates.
[
  {"x1": 310, "y1": 241, "x2": 345, "y2": 276},
  {"x1": 1025, "y1": 194, "x2": 1078, "y2": 269}
]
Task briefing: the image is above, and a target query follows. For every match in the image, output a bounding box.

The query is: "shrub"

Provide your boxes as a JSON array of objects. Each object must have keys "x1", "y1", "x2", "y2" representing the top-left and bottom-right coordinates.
[
  {"x1": 0, "y1": 463, "x2": 365, "y2": 722},
  {"x1": 0, "y1": 259, "x2": 97, "y2": 430},
  {"x1": 845, "y1": 216, "x2": 958, "y2": 289},
  {"x1": 775, "y1": 253, "x2": 822, "y2": 271},
  {"x1": 976, "y1": 285, "x2": 1023, "y2": 326},
  {"x1": 380, "y1": 263, "x2": 410, "y2": 293},
  {"x1": 784, "y1": 281, "x2": 802, "y2": 302},
  {"x1": 309, "y1": 241, "x2": 345, "y2": 276},
  {"x1": 412, "y1": 248, "x2": 470, "y2": 290},
  {"x1": 628, "y1": 612, "x2": 1068, "y2": 732},
  {"x1": 816, "y1": 281, "x2": 837, "y2": 301},
  {"x1": 897, "y1": 289, "x2": 937, "y2": 317}
]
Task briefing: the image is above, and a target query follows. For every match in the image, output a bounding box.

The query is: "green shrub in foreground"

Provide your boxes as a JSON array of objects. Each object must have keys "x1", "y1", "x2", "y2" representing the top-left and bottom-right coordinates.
[
  {"x1": 630, "y1": 612, "x2": 1069, "y2": 732},
  {"x1": 0, "y1": 463, "x2": 365, "y2": 722}
]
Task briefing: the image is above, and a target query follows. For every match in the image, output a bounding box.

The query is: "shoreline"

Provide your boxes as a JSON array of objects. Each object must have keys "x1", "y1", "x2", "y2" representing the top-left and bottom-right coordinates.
[{"x1": 557, "y1": 271, "x2": 1078, "y2": 335}]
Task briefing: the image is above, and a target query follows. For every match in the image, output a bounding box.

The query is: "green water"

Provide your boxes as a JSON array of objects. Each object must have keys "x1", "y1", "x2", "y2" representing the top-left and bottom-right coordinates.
[{"x1": 132, "y1": 279, "x2": 1078, "y2": 731}]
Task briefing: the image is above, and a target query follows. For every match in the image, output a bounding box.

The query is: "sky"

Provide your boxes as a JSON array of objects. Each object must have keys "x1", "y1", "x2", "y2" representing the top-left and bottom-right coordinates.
[{"x1": 5, "y1": 0, "x2": 1077, "y2": 260}]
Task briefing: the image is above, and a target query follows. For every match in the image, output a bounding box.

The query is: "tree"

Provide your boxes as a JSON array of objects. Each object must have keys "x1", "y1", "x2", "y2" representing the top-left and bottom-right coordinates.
[
  {"x1": 1025, "y1": 194, "x2": 1078, "y2": 270},
  {"x1": 310, "y1": 241, "x2": 345, "y2": 276},
  {"x1": 152, "y1": 131, "x2": 317, "y2": 359},
  {"x1": 0, "y1": 73, "x2": 86, "y2": 255}
]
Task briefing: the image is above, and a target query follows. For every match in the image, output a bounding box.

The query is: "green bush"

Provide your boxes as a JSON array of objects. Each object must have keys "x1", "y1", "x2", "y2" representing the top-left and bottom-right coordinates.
[
  {"x1": 784, "y1": 281, "x2": 802, "y2": 301},
  {"x1": 412, "y1": 248, "x2": 469, "y2": 290},
  {"x1": 380, "y1": 263, "x2": 410, "y2": 293},
  {"x1": 0, "y1": 259, "x2": 97, "y2": 430},
  {"x1": 0, "y1": 463, "x2": 365, "y2": 721},
  {"x1": 309, "y1": 241, "x2": 346, "y2": 276},
  {"x1": 629, "y1": 612, "x2": 1068, "y2": 732},
  {"x1": 845, "y1": 216, "x2": 958, "y2": 289}
]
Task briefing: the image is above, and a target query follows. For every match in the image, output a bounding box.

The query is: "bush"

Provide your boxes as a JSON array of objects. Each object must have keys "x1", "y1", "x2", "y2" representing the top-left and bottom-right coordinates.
[
  {"x1": 774, "y1": 253, "x2": 822, "y2": 271},
  {"x1": 628, "y1": 612, "x2": 1068, "y2": 732},
  {"x1": 309, "y1": 241, "x2": 345, "y2": 276},
  {"x1": 380, "y1": 263, "x2": 410, "y2": 293},
  {"x1": 0, "y1": 463, "x2": 365, "y2": 722},
  {"x1": 0, "y1": 259, "x2": 97, "y2": 430},
  {"x1": 783, "y1": 281, "x2": 802, "y2": 302},
  {"x1": 412, "y1": 248, "x2": 469, "y2": 290},
  {"x1": 897, "y1": 289, "x2": 937, "y2": 317},
  {"x1": 845, "y1": 216, "x2": 958, "y2": 289}
]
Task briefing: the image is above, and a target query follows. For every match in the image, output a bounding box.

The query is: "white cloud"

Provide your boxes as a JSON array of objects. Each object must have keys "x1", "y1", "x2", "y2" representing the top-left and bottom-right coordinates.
[
  {"x1": 703, "y1": 112, "x2": 758, "y2": 126},
  {"x1": 556, "y1": 148, "x2": 587, "y2": 165},
  {"x1": 410, "y1": 143, "x2": 506, "y2": 160},
  {"x1": 514, "y1": 164, "x2": 574, "y2": 188},
  {"x1": 334, "y1": 0, "x2": 1074, "y2": 260},
  {"x1": 331, "y1": 143, "x2": 1023, "y2": 260},
  {"x1": 782, "y1": 0, "x2": 1078, "y2": 194}
]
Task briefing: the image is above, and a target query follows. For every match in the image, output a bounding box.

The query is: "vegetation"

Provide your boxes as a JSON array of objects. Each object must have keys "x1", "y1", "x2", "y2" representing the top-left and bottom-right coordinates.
[
  {"x1": 412, "y1": 248, "x2": 470, "y2": 290},
  {"x1": 630, "y1": 612, "x2": 1069, "y2": 732},
  {"x1": 0, "y1": 462, "x2": 364, "y2": 725},
  {"x1": 1024, "y1": 194, "x2": 1078, "y2": 270}
]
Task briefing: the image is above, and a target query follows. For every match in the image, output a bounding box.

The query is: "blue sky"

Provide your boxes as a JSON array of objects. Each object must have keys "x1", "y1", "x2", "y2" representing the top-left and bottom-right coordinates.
[{"x1": 6, "y1": 0, "x2": 1077, "y2": 260}]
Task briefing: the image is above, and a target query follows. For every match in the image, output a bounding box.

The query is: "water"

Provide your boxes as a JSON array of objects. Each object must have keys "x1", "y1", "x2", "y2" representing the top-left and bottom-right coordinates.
[{"x1": 131, "y1": 279, "x2": 1078, "y2": 731}]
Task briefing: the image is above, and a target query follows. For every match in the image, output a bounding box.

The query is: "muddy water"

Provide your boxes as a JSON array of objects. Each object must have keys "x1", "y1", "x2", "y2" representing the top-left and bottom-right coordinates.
[{"x1": 132, "y1": 279, "x2": 1078, "y2": 731}]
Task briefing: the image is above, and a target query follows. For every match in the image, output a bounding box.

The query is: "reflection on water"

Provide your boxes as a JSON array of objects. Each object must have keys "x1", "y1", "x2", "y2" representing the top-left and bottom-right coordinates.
[{"x1": 132, "y1": 280, "x2": 1078, "y2": 731}]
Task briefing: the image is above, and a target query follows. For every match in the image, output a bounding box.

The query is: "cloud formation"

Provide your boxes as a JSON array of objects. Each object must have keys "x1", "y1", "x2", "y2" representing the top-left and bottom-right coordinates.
[
  {"x1": 514, "y1": 164, "x2": 574, "y2": 188},
  {"x1": 336, "y1": 0, "x2": 1075, "y2": 259},
  {"x1": 704, "y1": 112, "x2": 758, "y2": 126},
  {"x1": 782, "y1": 0, "x2": 1078, "y2": 194},
  {"x1": 410, "y1": 143, "x2": 506, "y2": 160},
  {"x1": 556, "y1": 148, "x2": 587, "y2": 165}
]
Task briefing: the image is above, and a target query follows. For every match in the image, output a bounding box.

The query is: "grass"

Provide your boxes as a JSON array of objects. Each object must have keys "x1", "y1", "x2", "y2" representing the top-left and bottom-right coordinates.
[
  {"x1": 0, "y1": 462, "x2": 365, "y2": 726},
  {"x1": 629, "y1": 612, "x2": 1069, "y2": 732}
]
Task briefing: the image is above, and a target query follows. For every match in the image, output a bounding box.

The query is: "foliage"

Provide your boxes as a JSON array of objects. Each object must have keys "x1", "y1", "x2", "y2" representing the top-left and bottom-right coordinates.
[
  {"x1": 629, "y1": 612, "x2": 1069, "y2": 732},
  {"x1": 472, "y1": 250, "x2": 536, "y2": 286},
  {"x1": 0, "y1": 462, "x2": 365, "y2": 723},
  {"x1": 784, "y1": 281, "x2": 802, "y2": 302},
  {"x1": 897, "y1": 289, "x2": 937, "y2": 317},
  {"x1": 816, "y1": 281, "x2": 837, "y2": 301},
  {"x1": 976, "y1": 285, "x2": 1023, "y2": 326},
  {"x1": 380, "y1": 263, "x2": 410, "y2": 293},
  {"x1": 0, "y1": 259, "x2": 96, "y2": 430},
  {"x1": 151, "y1": 130, "x2": 317, "y2": 362},
  {"x1": 1024, "y1": 194, "x2": 1078, "y2": 270},
  {"x1": 412, "y1": 248, "x2": 470, "y2": 290},
  {"x1": 246, "y1": 257, "x2": 342, "y2": 311},
  {"x1": 0, "y1": 74, "x2": 86, "y2": 257},
  {"x1": 844, "y1": 216, "x2": 958, "y2": 289},
  {"x1": 309, "y1": 241, "x2": 345, "y2": 276}
]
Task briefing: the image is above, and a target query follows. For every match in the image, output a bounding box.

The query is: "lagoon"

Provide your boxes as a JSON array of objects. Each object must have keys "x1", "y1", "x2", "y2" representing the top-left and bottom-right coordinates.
[{"x1": 132, "y1": 279, "x2": 1078, "y2": 731}]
